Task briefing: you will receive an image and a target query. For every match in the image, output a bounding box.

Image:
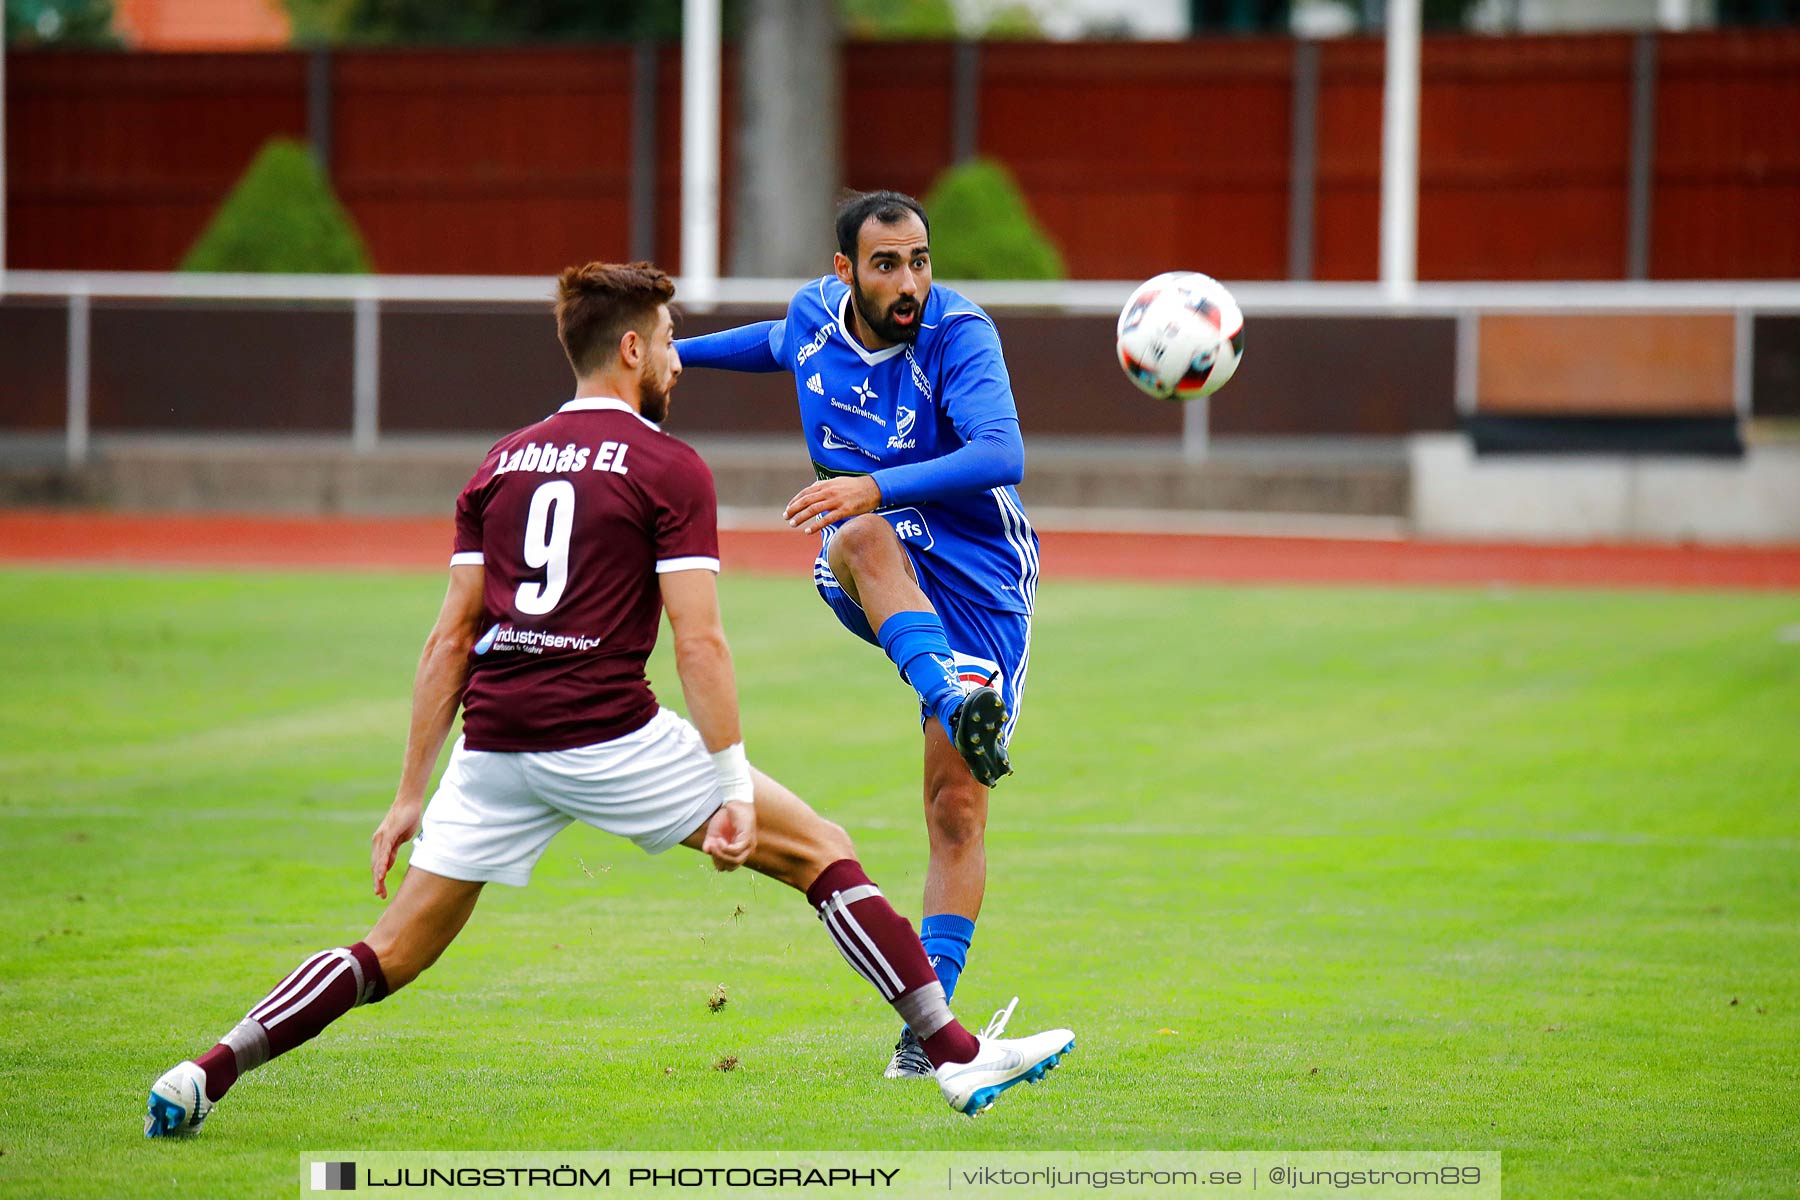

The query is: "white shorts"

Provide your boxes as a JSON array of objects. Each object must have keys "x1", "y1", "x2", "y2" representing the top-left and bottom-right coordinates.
[{"x1": 408, "y1": 707, "x2": 723, "y2": 887}]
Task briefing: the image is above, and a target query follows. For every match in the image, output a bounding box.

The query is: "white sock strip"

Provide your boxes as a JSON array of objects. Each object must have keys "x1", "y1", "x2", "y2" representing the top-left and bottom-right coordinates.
[
  {"x1": 260, "y1": 951, "x2": 354, "y2": 1030},
  {"x1": 821, "y1": 905, "x2": 891, "y2": 998},
  {"x1": 830, "y1": 896, "x2": 906, "y2": 997},
  {"x1": 248, "y1": 950, "x2": 337, "y2": 1023}
]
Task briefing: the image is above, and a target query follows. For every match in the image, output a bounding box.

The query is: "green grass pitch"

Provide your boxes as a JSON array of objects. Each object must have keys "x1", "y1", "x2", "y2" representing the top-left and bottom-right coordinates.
[{"x1": 1, "y1": 567, "x2": 1795, "y2": 1198}]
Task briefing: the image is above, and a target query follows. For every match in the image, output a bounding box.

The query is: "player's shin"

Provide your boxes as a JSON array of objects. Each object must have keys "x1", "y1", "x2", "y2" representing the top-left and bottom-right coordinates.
[
  {"x1": 805, "y1": 859, "x2": 979, "y2": 1067},
  {"x1": 191, "y1": 942, "x2": 389, "y2": 1101},
  {"x1": 874, "y1": 611, "x2": 965, "y2": 737}
]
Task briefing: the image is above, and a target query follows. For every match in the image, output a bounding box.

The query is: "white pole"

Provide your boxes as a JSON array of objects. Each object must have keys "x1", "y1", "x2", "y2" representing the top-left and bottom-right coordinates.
[
  {"x1": 1379, "y1": 0, "x2": 1420, "y2": 298},
  {"x1": 352, "y1": 288, "x2": 380, "y2": 453},
  {"x1": 67, "y1": 289, "x2": 90, "y2": 467},
  {"x1": 1658, "y1": 0, "x2": 1691, "y2": 31},
  {"x1": 681, "y1": 0, "x2": 721, "y2": 309},
  {"x1": 2, "y1": 0, "x2": 9, "y2": 300},
  {"x1": 1732, "y1": 308, "x2": 1753, "y2": 421},
  {"x1": 1181, "y1": 395, "x2": 1209, "y2": 463}
]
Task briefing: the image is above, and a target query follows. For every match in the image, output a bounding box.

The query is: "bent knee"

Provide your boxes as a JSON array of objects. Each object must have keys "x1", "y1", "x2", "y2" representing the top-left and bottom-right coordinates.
[
  {"x1": 924, "y1": 783, "x2": 988, "y2": 847},
  {"x1": 364, "y1": 935, "x2": 441, "y2": 994},
  {"x1": 789, "y1": 818, "x2": 856, "y2": 883},
  {"x1": 830, "y1": 514, "x2": 899, "y2": 567},
  {"x1": 814, "y1": 818, "x2": 855, "y2": 864}
]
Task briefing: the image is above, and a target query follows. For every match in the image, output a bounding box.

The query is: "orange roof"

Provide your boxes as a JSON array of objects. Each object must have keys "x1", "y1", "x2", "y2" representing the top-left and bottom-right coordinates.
[{"x1": 113, "y1": 0, "x2": 291, "y2": 49}]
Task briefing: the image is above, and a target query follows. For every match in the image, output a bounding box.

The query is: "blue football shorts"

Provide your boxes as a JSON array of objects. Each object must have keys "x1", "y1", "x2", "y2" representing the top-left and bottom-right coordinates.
[{"x1": 813, "y1": 529, "x2": 1032, "y2": 747}]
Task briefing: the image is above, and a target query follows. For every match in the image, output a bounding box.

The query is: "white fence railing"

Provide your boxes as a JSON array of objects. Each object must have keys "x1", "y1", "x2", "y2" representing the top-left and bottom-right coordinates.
[
  {"x1": 13, "y1": 270, "x2": 1800, "y2": 312},
  {"x1": 8, "y1": 271, "x2": 1800, "y2": 466}
]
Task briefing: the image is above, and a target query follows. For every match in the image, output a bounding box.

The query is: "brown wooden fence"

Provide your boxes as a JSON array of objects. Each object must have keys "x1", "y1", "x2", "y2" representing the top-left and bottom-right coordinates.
[
  {"x1": 6, "y1": 296, "x2": 1797, "y2": 439},
  {"x1": 8, "y1": 30, "x2": 1799, "y2": 279}
]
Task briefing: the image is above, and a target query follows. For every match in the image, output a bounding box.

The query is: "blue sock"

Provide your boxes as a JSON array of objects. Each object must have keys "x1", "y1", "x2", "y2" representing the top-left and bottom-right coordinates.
[
  {"x1": 875, "y1": 611, "x2": 964, "y2": 738},
  {"x1": 919, "y1": 914, "x2": 976, "y2": 1002}
]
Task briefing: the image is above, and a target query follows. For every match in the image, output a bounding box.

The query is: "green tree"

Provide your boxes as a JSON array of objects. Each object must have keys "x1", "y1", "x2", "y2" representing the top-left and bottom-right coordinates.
[
  {"x1": 923, "y1": 159, "x2": 1064, "y2": 281},
  {"x1": 281, "y1": 0, "x2": 682, "y2": 44},
  {"x1": 1422, "y1": 0, "x2": 1481, "y2": 27},
  {"x1": 978, "y1": 4, "x2": 1043, "y2": 37},
  {"x1": 181, "y1": 140, "x2": 373, "y2": 274},
  {"x1": 5, "y1": 0, "x2": 119, "y2": 46},
  {"x1": 837, "y1": 0, "x2": 959, "y2": 38},
  {"x1": 283, "y1": 0, "x2": 357, "y2": 43}
]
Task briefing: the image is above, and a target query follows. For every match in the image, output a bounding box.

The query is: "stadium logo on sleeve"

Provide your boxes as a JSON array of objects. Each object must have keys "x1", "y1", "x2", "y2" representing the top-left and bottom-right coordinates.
[
  {"x1": 473, "y1": 624, "x2": 500, "y2": 655},
  {"x1": 795, "y1": 322, "x2": 834, "y2": 366}
]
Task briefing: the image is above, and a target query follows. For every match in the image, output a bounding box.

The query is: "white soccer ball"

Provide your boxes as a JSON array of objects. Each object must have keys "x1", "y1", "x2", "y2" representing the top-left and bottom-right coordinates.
[{"x1": 1115, "y1": 272, "x2": 1245, "y2": 401}]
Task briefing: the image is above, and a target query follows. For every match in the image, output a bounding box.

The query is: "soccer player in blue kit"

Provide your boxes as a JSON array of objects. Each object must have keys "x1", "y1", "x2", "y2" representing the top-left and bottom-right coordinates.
[{"x1": 676, "y1": 190, "x2": 1039, "y2": 1079}]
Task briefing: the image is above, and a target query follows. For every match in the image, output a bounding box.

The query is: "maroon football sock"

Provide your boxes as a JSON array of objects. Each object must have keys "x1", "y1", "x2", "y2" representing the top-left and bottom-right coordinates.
[
  {"x1": 193, "y1": 941, "x2": 388, "y2": 1101},
  {"x1": 806, "y1": 859, "x2": 980, "y2": 1067}
]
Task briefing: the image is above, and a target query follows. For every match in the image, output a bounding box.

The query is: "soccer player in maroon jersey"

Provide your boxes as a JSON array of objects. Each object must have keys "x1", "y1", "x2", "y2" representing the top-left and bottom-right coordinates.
[{"x1": 143, "y1": 262, "x2": 1073, "y2": 1135}]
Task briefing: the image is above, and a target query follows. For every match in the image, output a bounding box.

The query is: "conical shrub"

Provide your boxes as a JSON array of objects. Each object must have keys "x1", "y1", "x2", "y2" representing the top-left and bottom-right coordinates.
[
  {"x1": 923, "y1": 158, "x2": 1064, "y2": 281},
  {"x1": 181, "y1": 139, "x2": 372, "y2": 273}
]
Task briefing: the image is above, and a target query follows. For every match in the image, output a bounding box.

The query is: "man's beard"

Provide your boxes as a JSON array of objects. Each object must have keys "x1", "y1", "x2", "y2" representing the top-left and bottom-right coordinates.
[
  {"x1": 852, "y1": 273, "x2": 922, "y2": 344},
  {"x1": 640, "y1": 375, "x2": 672, "y2": 423}
]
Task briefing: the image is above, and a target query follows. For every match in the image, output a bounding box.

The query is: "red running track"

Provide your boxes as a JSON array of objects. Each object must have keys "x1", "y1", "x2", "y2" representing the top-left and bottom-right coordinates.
[{"x1": 1, "y1": 511, "x2": 1798, "y2": 590}]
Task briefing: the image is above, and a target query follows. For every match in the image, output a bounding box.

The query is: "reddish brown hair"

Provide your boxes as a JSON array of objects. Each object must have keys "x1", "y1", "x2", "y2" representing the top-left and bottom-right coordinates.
[{"x1": 554, "y1": 261, "x2": 676, "y2": 376}]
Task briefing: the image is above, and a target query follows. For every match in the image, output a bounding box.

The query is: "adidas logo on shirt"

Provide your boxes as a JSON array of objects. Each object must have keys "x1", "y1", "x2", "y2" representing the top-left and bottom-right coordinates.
[{"x1": 807, "y1": 373, "x2": 824, "y2": 395}]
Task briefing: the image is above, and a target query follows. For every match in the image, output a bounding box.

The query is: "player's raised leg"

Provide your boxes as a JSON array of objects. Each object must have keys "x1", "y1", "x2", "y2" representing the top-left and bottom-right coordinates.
[
  {"x1": 826, "y1": 516, "x2": 1010, "y2": 787},
  {"x1": 144, "y1": 868, "x2": 482, "y2": 1137},
  {"x1": 683, "y1": 766, "x2": 1071, "y2": 1115}
]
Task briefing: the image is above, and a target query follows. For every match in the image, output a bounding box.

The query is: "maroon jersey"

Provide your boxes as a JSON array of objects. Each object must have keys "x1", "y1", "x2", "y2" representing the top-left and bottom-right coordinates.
[{"x1": 450, "y1": 397, "x2": 719, "y2": 751}]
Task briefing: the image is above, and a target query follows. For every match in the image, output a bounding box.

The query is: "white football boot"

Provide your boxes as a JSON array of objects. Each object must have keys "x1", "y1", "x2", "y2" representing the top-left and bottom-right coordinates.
[
  {"x1": 935, "y1": 997, "x2": 1075, "y2": 1116},
  {"x1": 145, "y1": 1060, "x2": 213, "y2": 1137}
]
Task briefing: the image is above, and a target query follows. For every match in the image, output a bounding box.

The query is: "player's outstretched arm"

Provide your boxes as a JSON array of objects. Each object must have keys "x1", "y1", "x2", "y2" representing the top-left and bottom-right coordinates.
[
  {"x1": 371, "y1": 564, "x2": 485, "y2": 898},
  {"x1": 660, "y1": 568, "x2": 758, "y2": 870},
  {"x1": 868, "y1": 417, "x2": 1023, "y2": 509},
  {"x1": 673, "y1": 321, "x2": 787, "y2": 373}
]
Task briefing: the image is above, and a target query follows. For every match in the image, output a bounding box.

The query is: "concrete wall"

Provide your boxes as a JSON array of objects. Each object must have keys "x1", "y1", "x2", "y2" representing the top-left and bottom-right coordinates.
[
  {"x1": 1410, "y1": 433, "x2": 1800, "y2": 543},
  {"x1": 0, "y1": 436, "x2": 1411, "y2": 524},
  {"x1": 12, "y1": 433, "x2": 1797, "y2": 545}
]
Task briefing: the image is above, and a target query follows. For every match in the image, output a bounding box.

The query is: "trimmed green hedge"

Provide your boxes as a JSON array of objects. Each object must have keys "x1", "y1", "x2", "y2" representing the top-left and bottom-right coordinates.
[
  {"x1": 923, "y1": 159, "x2": 1064, "y2": 281},
  {"x1": 181, "y1": 139, "x2": 372, "y2": 274}
]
